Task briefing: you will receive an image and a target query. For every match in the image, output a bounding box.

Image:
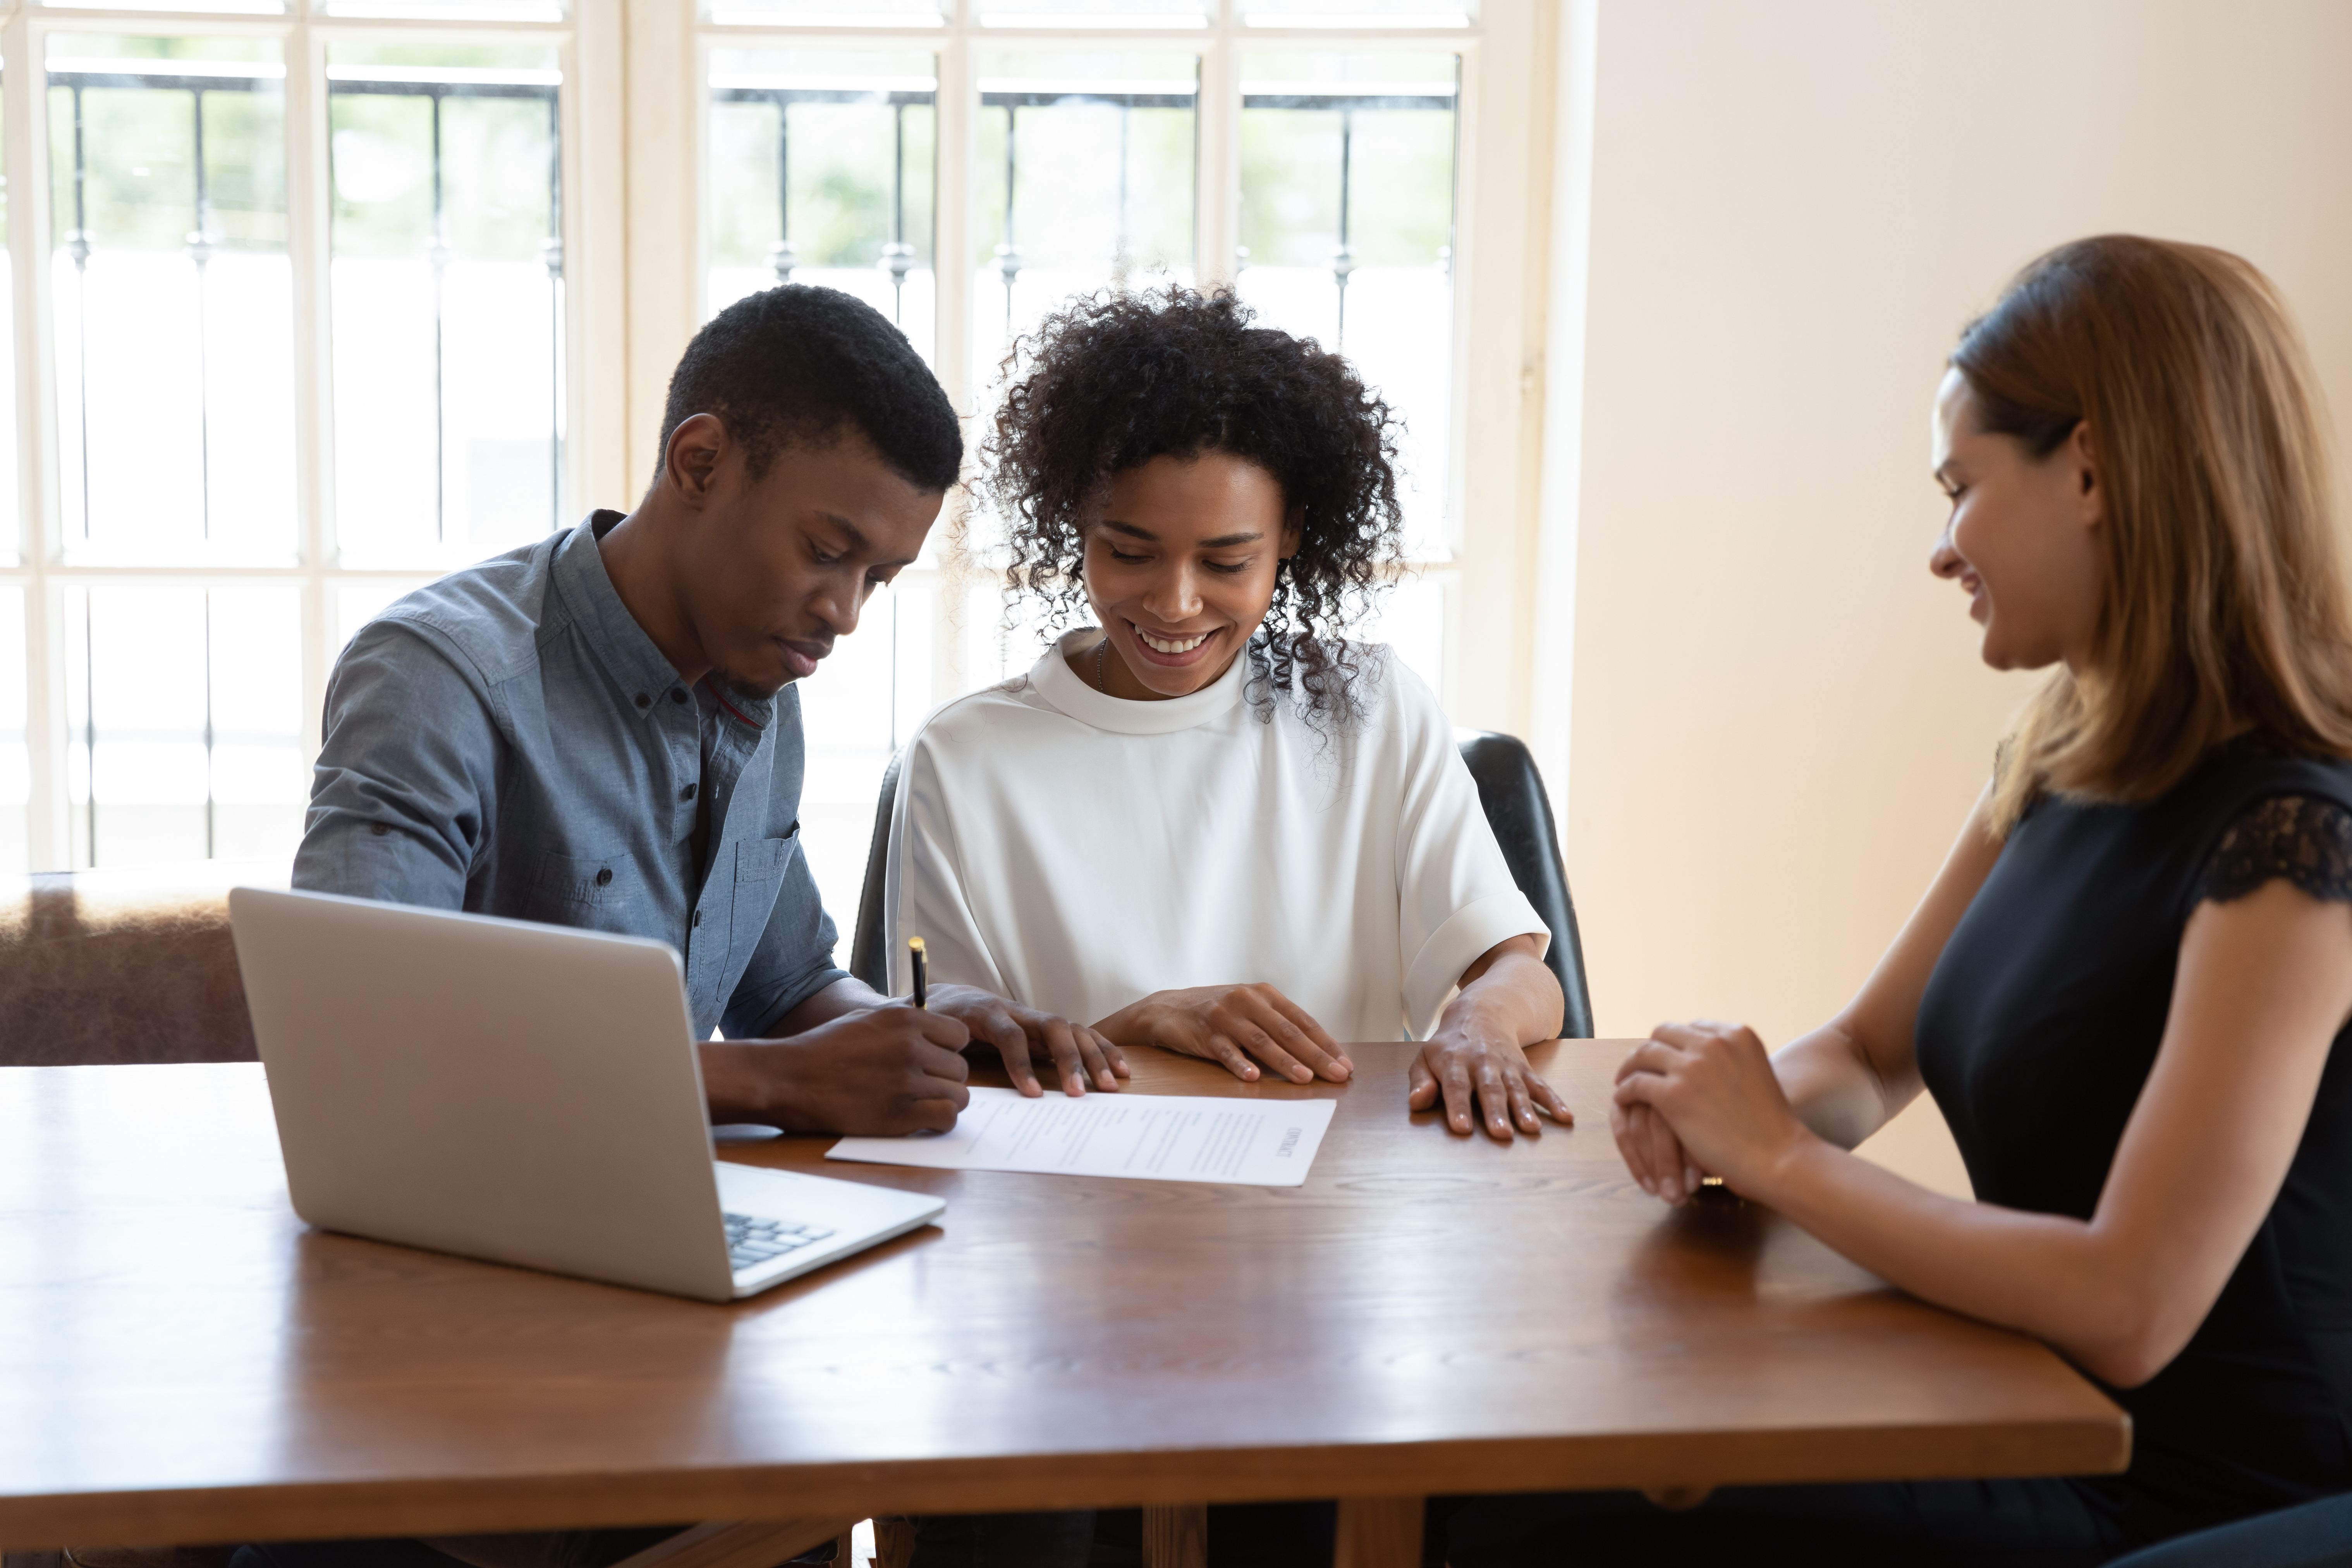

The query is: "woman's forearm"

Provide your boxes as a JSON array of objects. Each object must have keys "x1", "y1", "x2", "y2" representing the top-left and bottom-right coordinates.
[
  {"x1": 1768, "y1": 881, "x2": 2352, "y2": 1390},
  {"x1": 1773, "y1": 1025, "x2": 1912, "y2": 1151},
  {"x1": 1439, "y1": 940, "x2": 1563, "y2": 1048},
  {"x1": 1755, "y1": 1133, "x2": 2151, "y2": 1384},
  {"x1": 1622, "y1": 1025, "x2": 2153, "y2": 1382},
  {"x1": 1636, "y1": 883, "x2": 2352, "y2": 1392}
]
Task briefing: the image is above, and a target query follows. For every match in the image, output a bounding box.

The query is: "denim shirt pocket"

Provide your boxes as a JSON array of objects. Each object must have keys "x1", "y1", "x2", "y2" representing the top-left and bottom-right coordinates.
[
  {"x1": 524, "y1": 848, "x2": 641, "y2": 932},
  {"x1": 725, "y1": 826, "x2": 801, "y2": 971}
]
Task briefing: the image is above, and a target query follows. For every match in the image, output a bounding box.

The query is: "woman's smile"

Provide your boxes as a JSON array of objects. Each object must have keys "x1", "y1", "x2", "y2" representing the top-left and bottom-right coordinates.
[
  {"x1": 1959, "y1": 568, "x2": 1989, "y2": 622},
  {"x1": 1129, "y1": 621, "x2": 1218, "y2": 664},
  {"x1": 1070, "y1": 451, "x2": 1297, "y2": 701}
]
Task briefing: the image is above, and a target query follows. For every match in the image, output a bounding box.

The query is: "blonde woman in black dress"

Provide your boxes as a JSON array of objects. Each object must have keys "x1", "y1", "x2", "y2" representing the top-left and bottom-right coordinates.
[{"x1": 1454, "y1": 236, "x2": 2352, "y2": 1564}]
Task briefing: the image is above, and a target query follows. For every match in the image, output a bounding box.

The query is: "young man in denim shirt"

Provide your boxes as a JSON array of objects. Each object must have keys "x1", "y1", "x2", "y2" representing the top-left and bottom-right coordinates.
[{"x1": 294, "y1": 283, "x2": 1122, "y2": 1146}]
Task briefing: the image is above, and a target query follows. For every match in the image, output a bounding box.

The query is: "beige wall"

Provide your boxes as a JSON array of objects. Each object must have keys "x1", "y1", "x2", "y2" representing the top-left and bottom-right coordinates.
[{"x1": 1549, "y1": 0, "x2": 2352, "y2": 1194}]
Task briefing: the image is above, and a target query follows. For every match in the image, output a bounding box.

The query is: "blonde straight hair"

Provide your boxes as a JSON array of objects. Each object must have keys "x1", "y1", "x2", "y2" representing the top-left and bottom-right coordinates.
[{"x1": 1953, "y1": 236, "x2": 2352, "y2": 833}]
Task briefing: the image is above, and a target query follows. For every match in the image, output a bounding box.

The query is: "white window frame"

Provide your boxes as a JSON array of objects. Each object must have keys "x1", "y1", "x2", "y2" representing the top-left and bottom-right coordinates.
[
  {"x1": 628, "y1": 0, "x2": 1555, "y2": 728},
  {"x1": 0, "y1": 0, "x2": 1556, "y2": 875},
  {"x1": 0, "y1": 0, "x2": 627, "y2": 874}
]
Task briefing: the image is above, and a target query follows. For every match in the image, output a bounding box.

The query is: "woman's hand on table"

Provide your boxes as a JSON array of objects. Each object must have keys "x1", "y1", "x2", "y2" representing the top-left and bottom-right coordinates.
[
  {"x1": 924, "y1": 983, "x2": 1128, "y2": 1097},
  {"x1": 1409, "y1": 1035, "x2": 1572, "y2": 1141},
  {"x1": 1410, "y1": 934, "x2": 1573, "y2": 1140},
  {"x1": 1094, "y1": 983, "x2": 1354, "y2": 1085},
  {"x1": 1613, "y1": 1020, "x2": 1816, "y2": 1202}
]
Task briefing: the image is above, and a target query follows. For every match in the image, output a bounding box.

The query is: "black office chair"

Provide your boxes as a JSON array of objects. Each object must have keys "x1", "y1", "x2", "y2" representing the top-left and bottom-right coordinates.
[
  {"x1": 848, "y1": 750, "x2": 904, "y2": 996},
  {"x1": 2104, "y1": 1493, "x2": 2352, "y2": 1568},
  {"x1": 1455, "y1": 730, "x2": 1594, "y2": 1038},
  {"x1": 847, "y1": 731, "x2": 1595, "y2": 1037}
]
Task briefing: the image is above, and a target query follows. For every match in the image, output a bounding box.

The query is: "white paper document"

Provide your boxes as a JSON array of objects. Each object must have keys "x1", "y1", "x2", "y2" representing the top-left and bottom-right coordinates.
[{"x1": 826, "y1": 1086, "x2": 1337, "y2": 1187}]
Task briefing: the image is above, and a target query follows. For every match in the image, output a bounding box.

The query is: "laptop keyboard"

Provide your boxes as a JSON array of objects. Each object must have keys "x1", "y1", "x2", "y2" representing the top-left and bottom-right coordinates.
[{"x1": 724, "y1": 1211, "x2": 837, "y2": 1273}]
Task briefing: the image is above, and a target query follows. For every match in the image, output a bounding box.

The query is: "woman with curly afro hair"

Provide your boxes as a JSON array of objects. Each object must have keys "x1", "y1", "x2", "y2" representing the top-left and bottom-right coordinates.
[{"x1": 883, "y1": 284, "x2": 1569, "y2": 1147}]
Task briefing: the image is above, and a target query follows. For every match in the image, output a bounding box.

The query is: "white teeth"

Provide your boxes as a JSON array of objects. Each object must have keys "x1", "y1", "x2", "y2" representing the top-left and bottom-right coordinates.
[{"x1": 1138, "y1": 629, "x2": 1208, "y2": 654}]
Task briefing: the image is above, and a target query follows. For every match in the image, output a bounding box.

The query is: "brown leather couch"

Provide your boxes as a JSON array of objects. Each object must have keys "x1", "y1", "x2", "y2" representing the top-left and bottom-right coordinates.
[{"x1": 0, "y1": 862, "x2": 288, "y2": 1068}]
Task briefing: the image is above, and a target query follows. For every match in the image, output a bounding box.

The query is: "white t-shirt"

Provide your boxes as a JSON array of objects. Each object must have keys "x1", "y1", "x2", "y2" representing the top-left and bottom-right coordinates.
[{"x1": 885, "y1": 630, "x2": 1548, "y2": 1041}]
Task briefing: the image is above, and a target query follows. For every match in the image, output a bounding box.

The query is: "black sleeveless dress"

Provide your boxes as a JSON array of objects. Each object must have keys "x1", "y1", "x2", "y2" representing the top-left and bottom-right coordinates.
[{"x1": 1915, "y1": 736, "x2": 2352, "y2": 1541}]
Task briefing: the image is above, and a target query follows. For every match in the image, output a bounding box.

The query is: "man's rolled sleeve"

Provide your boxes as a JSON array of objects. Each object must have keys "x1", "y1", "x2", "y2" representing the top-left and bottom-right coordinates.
[
  {"x1": 723, "y1": 846, "x2": 852, "y2": 1038},
  {"x1": 292, "y1": 617, "x2": 499, "y2": 912}
]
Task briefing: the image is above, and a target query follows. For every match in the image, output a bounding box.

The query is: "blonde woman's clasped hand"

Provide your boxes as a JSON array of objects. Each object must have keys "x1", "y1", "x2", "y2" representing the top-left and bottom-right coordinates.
[{"x1": 1612, "y1": 1020, "x2": 1814, "y2": 1205}]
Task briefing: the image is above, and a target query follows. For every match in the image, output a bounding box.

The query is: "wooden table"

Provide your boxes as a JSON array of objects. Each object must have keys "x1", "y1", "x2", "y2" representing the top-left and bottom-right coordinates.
[{"x1": 0, "y1": 1042, "x2": 2127, "y2": 1561}]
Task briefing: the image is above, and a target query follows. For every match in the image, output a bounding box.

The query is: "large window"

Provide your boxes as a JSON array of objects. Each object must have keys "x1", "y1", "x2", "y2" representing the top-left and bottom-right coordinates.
[
  {"x1": 706, "y1": 46, "x2": 936, "y2": 349},
  {"x1": 2, "y1": 0, "x2": 1546, "y2": 954},
  {"x1": 0, "y1": 0, "x2": 591, "y2": 874},
  {"x1": 694, "y1": 2, "x2": 1489, "y2": 923},
  {"x1": 327, "y1": 42, "x2": 566, "y2": 567}
]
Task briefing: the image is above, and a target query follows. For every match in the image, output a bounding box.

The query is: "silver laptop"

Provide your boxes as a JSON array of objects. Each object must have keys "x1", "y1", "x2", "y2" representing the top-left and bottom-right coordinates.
[{"x1": 229, "y1": 886, "x2": 945, "y2": 1302}]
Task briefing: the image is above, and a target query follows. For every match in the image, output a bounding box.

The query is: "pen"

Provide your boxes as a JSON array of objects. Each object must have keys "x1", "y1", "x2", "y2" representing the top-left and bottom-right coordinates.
[{"x1": 908, "y1": 936, "x2": 927, "y2": 1010}]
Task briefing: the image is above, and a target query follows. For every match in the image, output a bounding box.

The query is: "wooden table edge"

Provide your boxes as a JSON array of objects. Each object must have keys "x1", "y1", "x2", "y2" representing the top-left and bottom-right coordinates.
[{"x1": 0, "y1": 1416, "x2": 2130, "y2": 1550}]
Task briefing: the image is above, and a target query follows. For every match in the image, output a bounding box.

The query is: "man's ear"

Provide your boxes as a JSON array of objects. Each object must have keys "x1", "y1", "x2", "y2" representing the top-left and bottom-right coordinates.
[
  {"x1": 2069, "y1": 421, "x2": 2103, "y2": 528},
  {"x1": 665, "y1": 413, "x2": 728, "y2": 505}
]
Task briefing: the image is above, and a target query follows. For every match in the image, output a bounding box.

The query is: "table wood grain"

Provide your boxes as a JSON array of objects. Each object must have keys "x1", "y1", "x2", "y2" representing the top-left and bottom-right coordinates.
[{"x1": 0, "y1": 1042, "x2": 2127, "y2": 1551}]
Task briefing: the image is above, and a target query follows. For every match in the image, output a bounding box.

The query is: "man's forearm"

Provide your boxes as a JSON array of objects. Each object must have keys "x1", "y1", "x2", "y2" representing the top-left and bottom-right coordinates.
[
  {"x1": 761, "y1": 975, "x2": 891, "y2": 1040},
  {"x1": 699, "y1": 1038, "x2": 789, "y2": 1124},
  {"x1": 703, "y1": 991, "x2": 975, "y2": 1135}
]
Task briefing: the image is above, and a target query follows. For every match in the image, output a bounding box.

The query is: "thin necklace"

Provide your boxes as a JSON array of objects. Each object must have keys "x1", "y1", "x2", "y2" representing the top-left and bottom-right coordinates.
[{"x1": 1093, "y1": 634, "x2": 1111, "y2": 694}]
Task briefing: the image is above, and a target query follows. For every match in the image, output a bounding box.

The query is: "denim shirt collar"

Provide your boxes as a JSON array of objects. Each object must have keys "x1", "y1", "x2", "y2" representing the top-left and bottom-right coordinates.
[{"x1": 555, "y1": 510, "x2": 778, "y2": 729}]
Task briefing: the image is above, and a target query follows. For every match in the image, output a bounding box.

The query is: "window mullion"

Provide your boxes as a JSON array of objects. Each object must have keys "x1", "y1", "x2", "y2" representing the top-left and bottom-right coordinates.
[
  {"x1": 930, "y1": 7, "x2": 974, "y2": 705},
  {"x1": 567, "y1": 3, "x2": 630, "y2": 515},
  {"x1": 1441, "y1": 36, "x2": 1476, "y2": 565},
  {"x1": 931, "y1": 12, "x2": 972, "y2": 412},
  {"x1": 285, "y1": 18, "x2": 333, "y2": 759},
  {"x1": 623, "y1": 0, "x2": 697, "y2": 489},
  {"x1": 1194, "y1": 0, "x2": 1235, "y2": 289},
  {"x1": 1451, "y1": 0, "x2": 1545, "y2": 740},
  {"x1": 8, "y1": 7, "x2": 68, "y2": 870}
]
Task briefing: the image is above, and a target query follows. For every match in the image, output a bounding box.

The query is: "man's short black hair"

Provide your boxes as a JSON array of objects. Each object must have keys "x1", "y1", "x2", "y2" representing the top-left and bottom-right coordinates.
[{"x1": 655, "y1": 284, "x2": 962, "y2": 494}]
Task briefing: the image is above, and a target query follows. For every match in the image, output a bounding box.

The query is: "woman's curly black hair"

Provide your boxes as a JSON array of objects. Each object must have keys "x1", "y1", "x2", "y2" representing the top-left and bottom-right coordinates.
[{"x1": 981, "y1": 283, "x2": 1406, "y2": 728}]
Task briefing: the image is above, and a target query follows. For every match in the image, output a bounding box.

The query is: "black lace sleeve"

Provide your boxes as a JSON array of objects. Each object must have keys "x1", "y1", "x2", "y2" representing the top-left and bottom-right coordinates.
[{"x1": 2194, "y1": 795, "x2": 2352, "y2": 907}]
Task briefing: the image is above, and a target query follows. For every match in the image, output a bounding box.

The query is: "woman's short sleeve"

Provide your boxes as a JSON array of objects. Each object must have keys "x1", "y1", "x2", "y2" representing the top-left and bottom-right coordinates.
[
  {"x1": 2193, "y1": 794, "x2": 2352, "y2": 907},
  {"x1": 885, "y1": 721, "x2": 1013, "y2": 1000},
  {"x1": 1384, "y1": 655, "x2": 1551, "y2": 1033}
]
